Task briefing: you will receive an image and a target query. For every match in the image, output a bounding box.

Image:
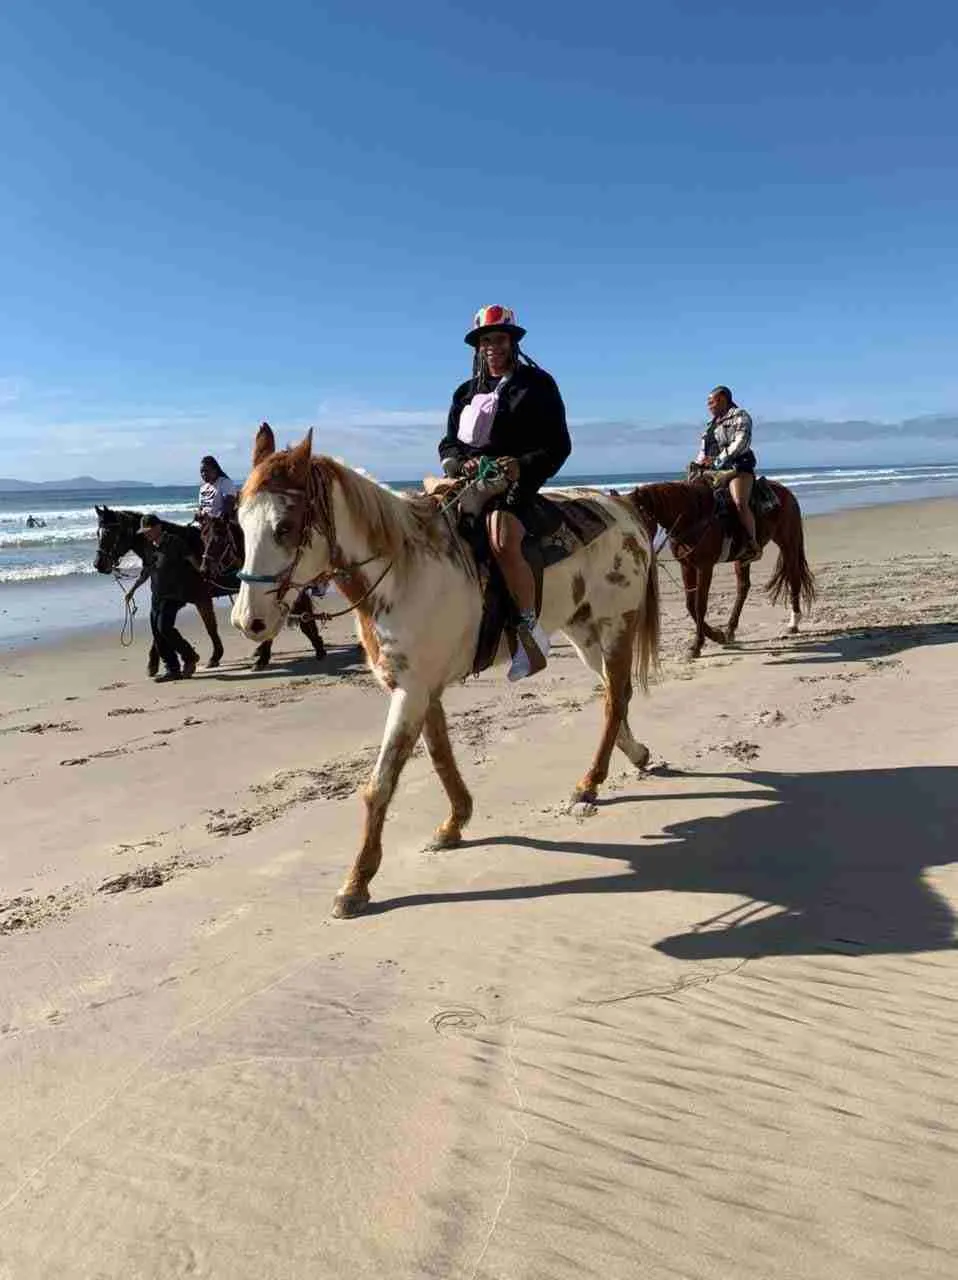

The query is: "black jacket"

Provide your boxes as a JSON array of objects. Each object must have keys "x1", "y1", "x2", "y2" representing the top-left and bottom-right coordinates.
[
  {"x1": 439, "y1": 363, "x2": 571, "y2": 501},
  {"x1": 149, "y1": 531, "x2": 200, "y2": 601}
]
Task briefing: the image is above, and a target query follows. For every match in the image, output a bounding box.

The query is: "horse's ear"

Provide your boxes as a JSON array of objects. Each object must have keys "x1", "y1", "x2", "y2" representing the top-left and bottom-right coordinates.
[
  {"x1": 252, "y1": 421, "x2": 276, "y2": 468},
  {"x1": 94, "y1": 504, "x2": 103, "y2": 516},
  {"x1": 287, "y1": 429, "x2": 314, "y2": 483}
]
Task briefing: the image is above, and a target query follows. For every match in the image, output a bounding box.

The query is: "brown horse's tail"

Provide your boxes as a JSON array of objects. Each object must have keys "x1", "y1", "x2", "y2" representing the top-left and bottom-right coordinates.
[
  {"x1": 634, "y1": 536, "x2": 661, "y2": 692},
  {"x1": 766, "y1": 490, "x2": 817, "y2": 615}
]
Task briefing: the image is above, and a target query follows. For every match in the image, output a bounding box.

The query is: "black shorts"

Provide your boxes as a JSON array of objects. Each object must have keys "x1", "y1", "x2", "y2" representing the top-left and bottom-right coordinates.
[
  {"x1": 485, "y1": 490, "x2": 562, "y2": 539},
  {"x1": 728, "y1": 450, "x2": 756, "y2": 474}
]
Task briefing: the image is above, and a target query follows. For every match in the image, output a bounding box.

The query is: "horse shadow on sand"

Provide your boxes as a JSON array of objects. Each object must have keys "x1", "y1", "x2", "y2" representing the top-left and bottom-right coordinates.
[
  {"x1": 199, "y1": 643, "x2": 368, "y2": 683},
  {"x1": 735, "y1": 619, "x2": 958, "y2": 668},
  {"x1": 381, "y1": 764, "x2": 958, "y2": 961}
]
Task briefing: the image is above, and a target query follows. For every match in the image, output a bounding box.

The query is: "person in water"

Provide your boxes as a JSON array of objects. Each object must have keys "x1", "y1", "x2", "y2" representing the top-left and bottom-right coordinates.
[
  {"x1": 439, "y1": 305, "x2": 571, "y2": 680},
  {"x1": 139, "y1": 514, "x2": 201, "y2": 682},
  {"x1": 696, "y1": 385, "x2": 761, "y2": 562}
]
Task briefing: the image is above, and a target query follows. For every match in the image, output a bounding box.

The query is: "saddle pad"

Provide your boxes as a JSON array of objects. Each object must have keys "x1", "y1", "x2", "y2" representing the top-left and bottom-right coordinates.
[{"x1": 470, "y1": 492, "x2": 615, "y2": 675}]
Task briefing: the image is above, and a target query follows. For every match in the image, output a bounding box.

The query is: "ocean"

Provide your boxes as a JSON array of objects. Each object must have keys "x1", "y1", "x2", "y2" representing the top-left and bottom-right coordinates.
[{"x1": 2, "y1": 463, "x2": 957, "y2": 648}]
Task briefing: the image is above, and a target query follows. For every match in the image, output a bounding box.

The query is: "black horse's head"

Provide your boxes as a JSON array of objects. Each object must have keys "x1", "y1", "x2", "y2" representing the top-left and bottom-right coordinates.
[{"x1": 94, "y1": 505, "x2": 138, "y2": 575}]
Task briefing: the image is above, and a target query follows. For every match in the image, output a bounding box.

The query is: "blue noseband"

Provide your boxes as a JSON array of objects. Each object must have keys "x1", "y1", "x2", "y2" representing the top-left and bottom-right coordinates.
[{"x1": 236, "y1": 570, "x2": 282, "y2": 584}]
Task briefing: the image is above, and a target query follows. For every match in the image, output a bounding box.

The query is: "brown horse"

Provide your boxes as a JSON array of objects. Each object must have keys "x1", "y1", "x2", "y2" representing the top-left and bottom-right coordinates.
[{"x1": 629, "y1": 474, "x2": 815, "y2": 658}]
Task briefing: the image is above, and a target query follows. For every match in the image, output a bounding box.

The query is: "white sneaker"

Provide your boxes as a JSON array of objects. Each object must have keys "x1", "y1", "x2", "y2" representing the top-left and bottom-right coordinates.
[{"x1": 507, "y1": 620, "x2": 550, "y2": 682}]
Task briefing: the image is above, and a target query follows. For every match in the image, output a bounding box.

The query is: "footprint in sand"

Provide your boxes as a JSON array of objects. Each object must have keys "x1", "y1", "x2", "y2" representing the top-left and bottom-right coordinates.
[
  {"x1": 430, "y1": 1006, "x2": 486, "y2": 1034},
  {"x1": 8, "y1": 720, "x2": 80, "y2": 736}
]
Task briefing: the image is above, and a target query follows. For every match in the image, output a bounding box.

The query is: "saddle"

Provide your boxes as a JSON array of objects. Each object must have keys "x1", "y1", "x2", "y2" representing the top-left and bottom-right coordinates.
[
  {"x1": 424, "y1": 475, "x2": 614, "y2": 674},
  {"x1": 703, "y1": 474, "x2": 780, "y2": 563}
]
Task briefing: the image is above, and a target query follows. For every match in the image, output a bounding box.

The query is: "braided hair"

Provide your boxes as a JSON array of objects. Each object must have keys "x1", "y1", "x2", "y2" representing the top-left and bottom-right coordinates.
[{"x1": 471, "y1": 339, "x2": 541, "y2": 392}]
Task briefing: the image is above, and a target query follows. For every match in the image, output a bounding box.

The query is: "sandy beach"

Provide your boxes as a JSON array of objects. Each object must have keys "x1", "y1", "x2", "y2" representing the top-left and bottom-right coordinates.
[{"x1": 1, "y1": 496, "x2": 956, "y2": 1279}]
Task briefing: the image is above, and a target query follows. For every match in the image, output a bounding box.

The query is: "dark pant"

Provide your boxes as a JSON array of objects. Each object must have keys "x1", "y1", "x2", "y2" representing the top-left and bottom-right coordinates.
[{"x1": 150, "y1": 598, "x2": 197, "y2": 673}]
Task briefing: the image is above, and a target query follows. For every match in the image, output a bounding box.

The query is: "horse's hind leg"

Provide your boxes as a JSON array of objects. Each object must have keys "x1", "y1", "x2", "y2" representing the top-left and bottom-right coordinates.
[
  {"x1": 333, "y1": 688, "x2": 428, "y2": 918},
  {"x1": 422, "y1": 698, "x2": 473, "y2": 850},
  {"x1": 726, "y1": 561, "x2": 751, "y2": 643},
  {"x1": 196, "y1": 597, "x2": 224, "y2": 668},
  {"x1": 567, "y1": 614, "x2": 648, "y2": 804}
]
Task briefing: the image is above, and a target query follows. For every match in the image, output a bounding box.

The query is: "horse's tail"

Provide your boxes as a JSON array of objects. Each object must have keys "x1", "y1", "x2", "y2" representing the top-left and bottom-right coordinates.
[
  {"x1": 634, "y1": 536, "x2": 661, "y2": 692},
  {"x1": 766, "y1": 490, "x2": 816, "y2": 615}
]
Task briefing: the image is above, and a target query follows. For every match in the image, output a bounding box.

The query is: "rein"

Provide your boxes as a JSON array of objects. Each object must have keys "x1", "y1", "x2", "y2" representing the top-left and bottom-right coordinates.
[{"x1": 237, "y1": 459, "x2": 498, "y2": 624}]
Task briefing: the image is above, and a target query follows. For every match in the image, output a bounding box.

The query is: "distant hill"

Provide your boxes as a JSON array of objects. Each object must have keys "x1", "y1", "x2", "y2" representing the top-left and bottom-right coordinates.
[{"x1": 0, "y1": 476, "x2": 158, "y2": 492}]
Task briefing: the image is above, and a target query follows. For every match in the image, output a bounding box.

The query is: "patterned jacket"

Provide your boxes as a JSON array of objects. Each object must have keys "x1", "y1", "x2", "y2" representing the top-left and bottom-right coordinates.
[{"x1": 698, "y1": 406, "x2": 753, "y2": 468}]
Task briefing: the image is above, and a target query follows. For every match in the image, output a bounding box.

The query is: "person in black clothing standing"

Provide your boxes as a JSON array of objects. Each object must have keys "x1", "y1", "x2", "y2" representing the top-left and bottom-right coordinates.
[
  {"x1": 140, "y1": 515, "x2": 201, "y2": 683},
  {"x1": 439, "y1": 305, "x2": 571, "y2": 680}
]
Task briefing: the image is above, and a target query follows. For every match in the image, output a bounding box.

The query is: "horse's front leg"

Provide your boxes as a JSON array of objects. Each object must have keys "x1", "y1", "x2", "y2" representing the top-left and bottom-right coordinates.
[
  {"x1": 333, "y1": 688, "x2": 428, "y2": 918},
  {"x1": 726, "y1": 561, "x2": 751, "y2": 643},
  {"x1": 422, "y1": 697, "x2": 473, "y2": 849},
  {"x1": 688, "y1": 562, "x2": 716, "y2": 659}
]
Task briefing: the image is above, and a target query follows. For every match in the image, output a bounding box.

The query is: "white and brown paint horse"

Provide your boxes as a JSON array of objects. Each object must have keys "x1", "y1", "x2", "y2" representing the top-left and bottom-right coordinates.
[{"x1": 232, "y1": 424, "x2": 660, "y2": 917}]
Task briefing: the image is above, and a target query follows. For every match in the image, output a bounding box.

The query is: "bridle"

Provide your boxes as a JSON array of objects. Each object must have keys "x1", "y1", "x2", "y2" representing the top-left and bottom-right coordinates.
[
  {"x1": 235, "y1": 460, "x2": 394, "y2": 623},
  {"x1": 235, "y1": 457, "x2": 499, "y2": 623}
]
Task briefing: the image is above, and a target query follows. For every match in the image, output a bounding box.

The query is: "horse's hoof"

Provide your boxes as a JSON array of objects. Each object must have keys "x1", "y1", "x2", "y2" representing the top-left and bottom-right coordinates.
[
  {"x1": 686, "y1": 648, "x2": 701, "y2": 661},
  {"x1": 572, "y1": 786, "x2": 598, "y2": 806},
  {"x1": 426, "y1": 826, "x2": 461, "y2": 851},
  {"x1": 332, "y1": 891, "x2": 370, "y2": 919},
  {"x1": 147, "y1": 664, "x2": 159, "y2": 679},
  {"x1": 252, "y1": 658, "x2": 269, "y2": 672},
  {"x1": 206, "y1": 656, "x2": 222, "y2": 669},
  {"x1": 634, "y1": 745, "x2": 651, "y2": 771}
]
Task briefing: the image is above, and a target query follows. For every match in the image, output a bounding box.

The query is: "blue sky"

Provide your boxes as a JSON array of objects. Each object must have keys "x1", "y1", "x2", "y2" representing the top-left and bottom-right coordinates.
[{"x1": 1, "y1": 0, "x2": 956, "y2": 481}]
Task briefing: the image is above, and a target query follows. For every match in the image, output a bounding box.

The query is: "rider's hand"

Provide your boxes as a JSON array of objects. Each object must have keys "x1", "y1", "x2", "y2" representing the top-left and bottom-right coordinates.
[
  {"x1": 462, "y1": 458, "x2": 480, "y2": 478},
  {"x1": 497, "y1": 456, "x2": 520, "y2": 483}
]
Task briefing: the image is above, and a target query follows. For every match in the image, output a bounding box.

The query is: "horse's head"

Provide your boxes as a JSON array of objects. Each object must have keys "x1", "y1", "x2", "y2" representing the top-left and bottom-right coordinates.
[
  {"x1": 93, "y1": 505, "x2": 135, "y2": 574},
  {"x1": 232, "y1": 423, "x2": 328, "y2": 641}
]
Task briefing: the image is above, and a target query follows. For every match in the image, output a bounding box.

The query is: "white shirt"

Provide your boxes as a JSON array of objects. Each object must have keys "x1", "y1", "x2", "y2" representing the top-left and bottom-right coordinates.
[{"x1": 198, "y1": 474, "x2": 237, "y2": 517}]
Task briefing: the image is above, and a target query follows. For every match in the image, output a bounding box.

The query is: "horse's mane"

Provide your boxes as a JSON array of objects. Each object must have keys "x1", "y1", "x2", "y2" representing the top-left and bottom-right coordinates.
[
  {"x1": 243, "y1": 451, "x2": 453, "y2": 574},
  {"x1": 631, "y1": 481, "x2": 715, "y2": 530},
  {"x1": 98, "y1": 507, "x2": 202, "y2": 554}
]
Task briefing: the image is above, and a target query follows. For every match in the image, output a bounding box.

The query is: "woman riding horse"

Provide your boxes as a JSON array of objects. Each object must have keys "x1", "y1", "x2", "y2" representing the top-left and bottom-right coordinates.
[
  {"x1": 695, "y1": 385, "x2": 761, "y2": 563},
  {"x1": 439, "y1": 305, "x2": 571, "y2": 681}
]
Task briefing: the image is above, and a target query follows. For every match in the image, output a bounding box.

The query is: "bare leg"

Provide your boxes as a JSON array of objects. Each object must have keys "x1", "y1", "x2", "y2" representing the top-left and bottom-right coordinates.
[
  {"x1": 195, "y1": 597, "x2": 224, "y2": 668},
  {"x1": 729, "y1": 473, "x2": 758, "y2": 548},
  {"x1": 422, "y1": 699, "x2": 473, "y2": 849},
  {"x1": 333, "y1": 688, "x2": 428, "y2": 917},
  {"x1": 726, "y1": 560, "x2": 752, "y2": 642},
  {"x1": 488, "y1": 510, "x2": 535, "y2": 614}
]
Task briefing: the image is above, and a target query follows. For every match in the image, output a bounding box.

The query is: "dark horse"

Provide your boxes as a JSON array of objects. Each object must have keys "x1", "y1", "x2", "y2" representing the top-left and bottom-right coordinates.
[
  {"x1": 93, "y1": 506, "x2": 326, "y2": 674},
  {"x1": 629, "y1": 471, "x2": 815, "y2": 658}
]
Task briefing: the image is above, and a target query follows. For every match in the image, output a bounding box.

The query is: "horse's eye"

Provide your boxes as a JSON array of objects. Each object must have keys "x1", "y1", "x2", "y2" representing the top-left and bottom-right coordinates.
[{"x1": 275, "y1": 520, "x2": 293, "y2": 542}]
